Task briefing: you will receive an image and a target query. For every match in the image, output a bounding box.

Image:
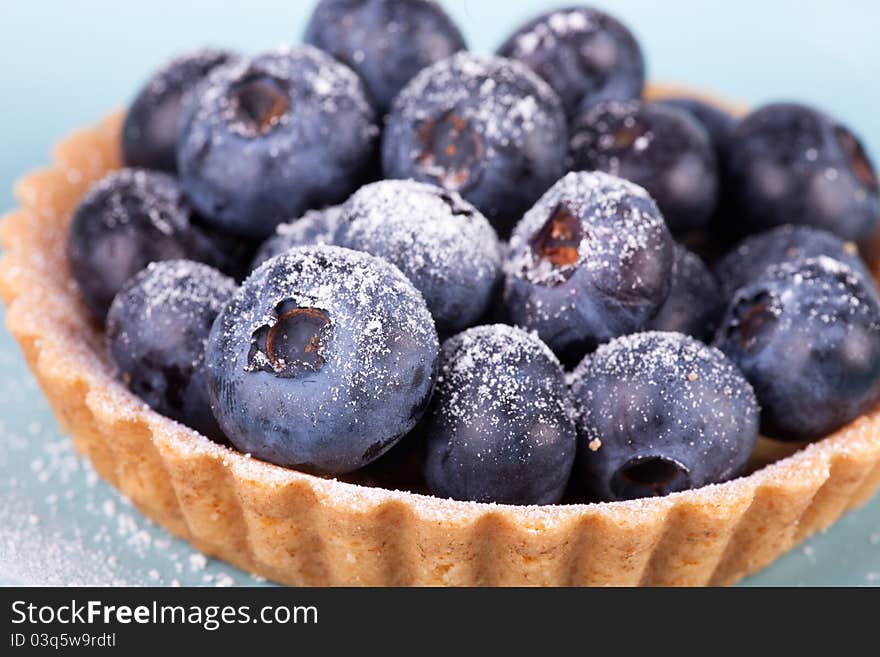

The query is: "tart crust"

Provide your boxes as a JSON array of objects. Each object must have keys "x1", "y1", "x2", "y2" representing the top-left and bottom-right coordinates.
[{"x1": 2, "y1": 87, "x2": 880, "y2": 586}]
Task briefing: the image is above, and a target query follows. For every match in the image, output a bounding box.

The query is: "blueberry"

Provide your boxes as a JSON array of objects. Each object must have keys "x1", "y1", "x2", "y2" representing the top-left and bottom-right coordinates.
[
  {"x1": 178, "y1": 46, "x2": 379, "y2": 239},
  {"x1": 504, "y1": 171, "x2": 674, "y2": 364},
  {"x1": 194, "y1": 222, "x2": 261, "y2": 283},
  {"x1": 251, "y1": 205, "x2": 344, "y2": 270},
  {"x1": 653, "y1": 98, "x2": 740, "y2": 258},
  {"x1": 654, "y1": 97, "x2": 736, "y2": 161},
  {"x1": 422, "y1": 324, "x2": 576, "y2": 504},
  {"x1": 714, "y1": 256, "x2": 880, "y2": 442},
  {"x1": 497, "y1": 6, "x2": 644, "y2": 119},
  {"x1": 714, "y1": 224, "x2": 872, "y2": 299},
  {"x1": 67, "y1": 169, "x2": 220, "y2": 320},
  {"x1": 205, "y1": 245, "x2": 439, "y2": 475},
  {"x1": 382, "y1": 52, "x2": 567, "y2": 237},
  {"x1": 106, "y1": 260, "x2": 235, "y2": 441},
  {"x1": 647, "y1": 244, "x2": 722, "y2": 341},
  {"x1": 569, "y1": 100, "x2": 719, "y2": 235},
  {"x1": 304, "y1": 0, "x2": 466, "y2": 113},
  {"x1": 337, "y1": 180, "x2": 501, "y2": 334},
  {"x1": 122, "y1": 48, "x2": 237, "y2": 174},
  {"x1": 342, "y1": 428, "x2": 427, "y2": 493},
  {"x1": 570, "y1": 331, "x2": 759, "y2": 501},
  {"x1": 725, "y1": 103, "x2": 880, "y2": 241}
]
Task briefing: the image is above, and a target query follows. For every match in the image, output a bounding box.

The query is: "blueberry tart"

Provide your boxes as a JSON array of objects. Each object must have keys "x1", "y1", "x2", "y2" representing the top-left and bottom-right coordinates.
[{"x1": 3, "y1": 49, "x2": 880, "y2": 586}]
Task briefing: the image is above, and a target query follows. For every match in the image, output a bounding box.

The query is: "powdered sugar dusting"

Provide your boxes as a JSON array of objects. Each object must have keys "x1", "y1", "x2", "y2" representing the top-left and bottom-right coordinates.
[
  {"x1": 206, "y1": 45, "x2": 376, "y2": 141},
  {"x1": 339, "y1": 180, "x2": 501, "y2": 332},
  {"x1": 174, "y1": 43, "x2": 380, "y2": 238},
  {"x1": 390, "y1": 51, "x2": 563, "y2": 156},
  {"x1": 110, "y1": 259, "x2": 235, "y2": 327},
  {"x1": 570, "y1": 100, "x2": 651, "y2": 175},
  {"x1": 252, "y1": 205, "x2": 345, "y2": 269},
  {"x1": 134, "y1": 48, "x2": 235, "y2": 108},
  {"x1": 77, "y1": 168, "x2": 188, "y2": 235},
  {"x1": 232, "y1": 246, "x2": 438, "y2": 387},
  {"x1": 0, "y1": 406, "x2": 260, "y2": 586},
  {"x1": 514, "y1": 9, "x2": 597, "y2": 56},
  {"x1": 715, "y1": 224, "x2": 872, "y2": 298},
  {"x1": 506, "y1": 170, "x2": 663, "y2": 287},
  {"x1": 435, "y1": 324, "x2": 572, "y2": 430},
  {"x1": 572, "y1": 331, "x2": 759, "y2": 466},
  {"x1": 734, "y1": 255, "x2": 879, "y2": 329}
]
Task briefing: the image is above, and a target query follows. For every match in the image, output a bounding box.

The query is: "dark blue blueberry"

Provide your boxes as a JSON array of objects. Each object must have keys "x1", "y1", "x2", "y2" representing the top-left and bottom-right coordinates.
[
  {"x1": 251, "y1": 205, "x2": 344, "y2": 270},
  {"x1": 422, "y1": 324, "x2": 576, "y2": 504},
  {"x1": 647, "y1": 244, "x2": 722, "y2": 341},
  {"x1": 569, "y1": 100, "x2": 719, "y2": 235},
  {"x1": 337, "y1": 180, "x2": 501, "y2": 334},
  {"x1": 571, "y1": 331, "x2": 759, "y2": 501},
  {"x1": 192, "y1": 221, "x2": 261, "y2": 283},
  {"x1": 714, "y1": 256, "x2": 880, "y2": 442},
  {"x1": 382, "y1": 52, "x2": 567, "y2": 238},
  {"x1": 504, "y1": 171, "x2": 674, "y2": 364},
  {"x1": 725, "y1": 103, "x2": 880, "y2": 241},
  {"x1": 67, "y1": 169, "x2": 219, "y2": 320},
  {"x1": 205, "y1": 245, "x2": 439, "y2": 475},
  {"x1": 342, "y1": 428, "x2": 427, "y2": 493},
  {"x1": 304, "y1": 0, "x2": 466, "y2": 113},
  {"x1": 497, "y1": 6, "x2": 644, "y2": 119},
  {"x1": 654, "y1": 97, "x2": 739, "y2": 256},
  {"x1": 106, "y1": 260, "x2": 235, "y2": 441},
  {"x1": 654, "y1": 96, "x2": 737, "y2": 161},
  {"x1": 122, "y1": 48, "x2": 237, "y2": 173},
  {"x1": 178, "y1": 46, "x2": 379, "y2": 239},
  {"x1": 714, "y1": 224, "x2": 872, "y2": 299}
]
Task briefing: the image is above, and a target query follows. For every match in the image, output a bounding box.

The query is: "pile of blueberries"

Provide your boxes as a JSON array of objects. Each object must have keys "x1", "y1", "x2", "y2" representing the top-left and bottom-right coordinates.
[{"x1": 67, "y1": 1, "x2": 880, "y2": 505}]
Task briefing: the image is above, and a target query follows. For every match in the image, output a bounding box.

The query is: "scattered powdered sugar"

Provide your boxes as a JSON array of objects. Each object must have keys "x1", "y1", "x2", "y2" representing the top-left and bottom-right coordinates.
[
  {"x1": 188, "y1": 553, "x2": 208, "y2": 572},
  {"x1": 110, "y1": 259, "x2": 236, "y2": 326},
  {"x1": 573, "y1": 331, "x2": 755, "y2": 402},
  {"x1": 569, "y1": 100, "x2": 654, "y2": 173},
  {"x1": 0, "y1": 405, "x2": 257, "y2": 586},
  {"x1": 232, "y1": 245, "x2": 438, "y2": 379},
  {"x1": 132, "y1": 48, "x2": 235, "y2": 108},
  {"x1": 715, "y1": 224, "x2": 871, "y2": 298},
  {"x1": 77, "y1": 168, "x2": 189, "y2": 236},
  {"x1": 582, "y1": 333, "x2": 726, "y2": 397},
  {"x1": 182, "y1": 44, "x2": 378, "y2": 160},
  {"x1": 389, "y1": 51, "x2": 564, "y2": 155},
  {"x1": 432, "y1": 324, "x2": 574, "y2": 433},
  {"x1": 506, "y1": 170, "x2": 666, "y2": 288},
  {"x1": 571, "y1": 331, "x2": 759, "y2": 467},
  {"x1": 247, "y1": 45, "x2": 374, "y2": 133},
  {"x1": 252, "y1": 205, "x2": 345, "y2": 268},
  {"x1": 338, "y1": 180, "x2": 501, "y2": 332},
  {"x1": 124, "y1": 48, "x2": 236, "y2": 157},
  {"x1": 105, "y1": 260, "x2": 236, "y2": 434},
  {"x1": 512, "y1": 9, "x2": 597, "y2": 56},
  {"x1": 341, "y1": 181, "x2": 500, "y2": 282},
  {"x1": 732, "y1": 255, "x2": 880, "y2": 330},
  {"x1": 0, "y1": 319, "x2": 249, "y2": 586}
]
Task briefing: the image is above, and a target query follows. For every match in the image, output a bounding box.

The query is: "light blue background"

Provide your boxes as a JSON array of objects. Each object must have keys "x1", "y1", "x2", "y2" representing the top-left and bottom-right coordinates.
[{"x1": 0, "y1": 1, "x2": 878, "y2": 585}]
